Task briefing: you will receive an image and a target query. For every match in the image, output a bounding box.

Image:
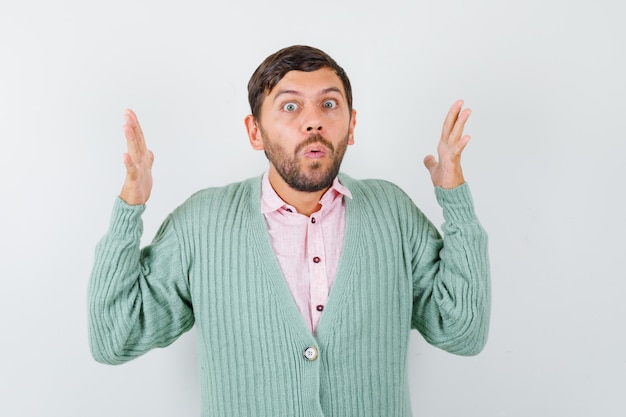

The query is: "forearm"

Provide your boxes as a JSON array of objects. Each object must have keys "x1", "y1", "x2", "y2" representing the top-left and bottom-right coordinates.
[
  {"x1": 88, "y1": 198, "x2": 193, "y2": 364},
  {"x1": 412, "y1": 183, "x2": 491, "y2": 355}
]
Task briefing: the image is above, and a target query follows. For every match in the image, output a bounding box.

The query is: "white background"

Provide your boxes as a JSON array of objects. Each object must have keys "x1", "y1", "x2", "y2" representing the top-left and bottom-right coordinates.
[{"x1": 1, "y1": 1, "x2": 625, "y2": 416}]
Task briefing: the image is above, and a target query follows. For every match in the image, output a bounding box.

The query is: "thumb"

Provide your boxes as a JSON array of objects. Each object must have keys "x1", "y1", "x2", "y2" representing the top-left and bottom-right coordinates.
[
  {"x1": 122, "y1": 153, "x2": 136, "y2": 175},
  {"x1": 423, "y1": 155, "x2": 437, "y2": 172}
]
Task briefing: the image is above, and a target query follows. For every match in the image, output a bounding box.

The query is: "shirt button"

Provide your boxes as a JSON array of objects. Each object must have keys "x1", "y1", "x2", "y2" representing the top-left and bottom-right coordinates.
[
  {"x1": 304, "y1": 346, "x2": 318, "y2": 361},
  {"x1": 313, "y1": 256, "x2": 321, "y2": 263},
  {"x1": 316, "y1": 305, "x2": 324, "y2": 312},
  {"x1": 311, "y1": 217, "x2": 316, "y2": 224}
]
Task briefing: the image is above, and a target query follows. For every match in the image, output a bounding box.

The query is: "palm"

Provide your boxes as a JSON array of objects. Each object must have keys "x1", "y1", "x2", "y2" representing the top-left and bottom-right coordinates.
[{"x1": 423, "y1": 100, "x2": 471, "y2": 189}]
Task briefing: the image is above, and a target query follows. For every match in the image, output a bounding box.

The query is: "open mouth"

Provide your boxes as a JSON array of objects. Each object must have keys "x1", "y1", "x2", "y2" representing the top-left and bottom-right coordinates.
[
  {"x1": 304, "y1": 150, "x2": 327, "y2": 159},
  {"x1": 302, "y1": 143, "x2": 329, "y2": 160}
]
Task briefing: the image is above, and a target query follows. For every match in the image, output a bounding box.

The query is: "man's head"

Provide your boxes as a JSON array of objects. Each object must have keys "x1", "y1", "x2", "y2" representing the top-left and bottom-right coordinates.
[
  {"x1": 245, "y1": 46, "x2": 356, "y2": 195},
  {"x1": 247, "y1": 45, "x2": 353, "y2": 119}
]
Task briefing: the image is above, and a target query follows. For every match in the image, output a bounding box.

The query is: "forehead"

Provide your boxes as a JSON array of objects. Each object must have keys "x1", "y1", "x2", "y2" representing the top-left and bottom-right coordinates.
[{"x1": 268, "y1": 68, "x2": 346, "y2": 99}]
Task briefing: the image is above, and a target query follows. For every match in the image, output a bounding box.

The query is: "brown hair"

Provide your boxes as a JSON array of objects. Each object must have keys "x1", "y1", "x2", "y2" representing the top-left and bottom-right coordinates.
[{"x1": 247, "y1": 45, "x2": 353, "y2": 118}]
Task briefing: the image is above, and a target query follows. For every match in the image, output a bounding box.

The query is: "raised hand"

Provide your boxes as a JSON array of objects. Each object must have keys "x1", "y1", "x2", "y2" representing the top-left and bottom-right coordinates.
[
  {"x1": 119, "y1": 109, "x2": 154, "y2": 205},
  {"x1": 423, "y1": 100, "x2": 472, "y2": 189}
]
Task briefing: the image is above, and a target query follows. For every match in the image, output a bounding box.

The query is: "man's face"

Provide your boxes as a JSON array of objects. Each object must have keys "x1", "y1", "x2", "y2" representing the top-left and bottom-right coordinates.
[{"x1": 246, "y1": 68, "x2": 356, "y2": 192}]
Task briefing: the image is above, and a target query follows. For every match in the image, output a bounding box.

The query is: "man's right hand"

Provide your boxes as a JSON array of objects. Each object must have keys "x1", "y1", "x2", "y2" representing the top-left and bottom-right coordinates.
[{"x1": 119, "y1": 109, "x2": 154, "y2": 205}]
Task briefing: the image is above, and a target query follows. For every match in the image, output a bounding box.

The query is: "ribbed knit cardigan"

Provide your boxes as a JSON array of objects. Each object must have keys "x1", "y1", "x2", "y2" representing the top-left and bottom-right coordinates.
[{"x1": 88, "y1": 173, "x2": 490, "y2": 417}]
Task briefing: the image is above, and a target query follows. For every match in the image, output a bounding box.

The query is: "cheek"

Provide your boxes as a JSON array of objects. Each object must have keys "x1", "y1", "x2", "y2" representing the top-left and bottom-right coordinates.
[
  {"x1": 262, "y1": 134, "x2": 290, "y2": 156},
  {"x1": 263, "y1": 115, "x2": 299, "y2": 137},
  {"x1": 328, "y1": 110, "x2": 352, "y2": 127}
]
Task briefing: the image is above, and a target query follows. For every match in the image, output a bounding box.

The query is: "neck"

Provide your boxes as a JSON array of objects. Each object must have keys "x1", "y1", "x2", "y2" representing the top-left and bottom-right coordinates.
[{"x1": 268, "y1": 169, "x2": 328, "y2": 217}]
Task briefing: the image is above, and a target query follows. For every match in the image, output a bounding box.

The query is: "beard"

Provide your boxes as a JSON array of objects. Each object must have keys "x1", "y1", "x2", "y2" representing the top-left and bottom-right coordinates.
[{"x1": 261, "y1": 129, "x2": 349, "y2": 193}]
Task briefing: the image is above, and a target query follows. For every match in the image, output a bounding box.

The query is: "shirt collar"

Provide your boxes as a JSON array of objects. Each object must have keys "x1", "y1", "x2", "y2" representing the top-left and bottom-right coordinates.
[{"x1": 260, "y1": 171, "x2": 352, "y2": 215}]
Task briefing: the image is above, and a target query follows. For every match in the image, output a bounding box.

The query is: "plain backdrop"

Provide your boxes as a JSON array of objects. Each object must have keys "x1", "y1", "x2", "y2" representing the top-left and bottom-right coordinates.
[{"x1": 1, "y1": 1, "x2": 625, "y2": 416}]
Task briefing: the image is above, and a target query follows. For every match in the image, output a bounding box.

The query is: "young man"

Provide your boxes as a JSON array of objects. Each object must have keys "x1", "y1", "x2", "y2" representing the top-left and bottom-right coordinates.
[{"x1": 89, "y1": 45, "x2": 490, "y2": 416}]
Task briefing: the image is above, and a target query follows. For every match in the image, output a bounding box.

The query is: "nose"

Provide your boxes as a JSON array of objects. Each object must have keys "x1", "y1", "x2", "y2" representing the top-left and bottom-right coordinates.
[{"x1": 303, "y1": 106, "x2": 323, "y2": 133}]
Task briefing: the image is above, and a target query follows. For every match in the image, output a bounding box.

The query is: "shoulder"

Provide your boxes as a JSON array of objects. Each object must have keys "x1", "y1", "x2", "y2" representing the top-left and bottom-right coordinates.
[
  {"x1": 339, "y1": 172, "x2": 426, "y2": 227},
  {"x1": 338, "y1": 173, "x2": 414, "y2": 207},
  {"x1": 339, "y1": 173, "x2": 435, "y2": 239},
  {"x1": 172, "y1": 176, "x2": 261, "y2": 217}
]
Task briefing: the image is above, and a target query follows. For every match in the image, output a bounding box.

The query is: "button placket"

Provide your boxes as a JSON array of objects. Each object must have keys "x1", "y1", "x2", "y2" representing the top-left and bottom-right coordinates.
[{"x1": 307, "y1": 209, "x2": 328, "y2": 333}]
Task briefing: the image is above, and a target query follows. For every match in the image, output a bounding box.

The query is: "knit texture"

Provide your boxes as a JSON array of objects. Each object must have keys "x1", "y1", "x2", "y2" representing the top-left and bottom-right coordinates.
[{"x1": 88, "y1": 174, "x2": 490, "y2": 417}]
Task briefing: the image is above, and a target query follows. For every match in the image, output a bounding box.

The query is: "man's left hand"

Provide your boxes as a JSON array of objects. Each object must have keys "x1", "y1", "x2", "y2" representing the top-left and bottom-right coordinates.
[{"x1": 423, "y1": 100, "x2": 472, "y2": 189}]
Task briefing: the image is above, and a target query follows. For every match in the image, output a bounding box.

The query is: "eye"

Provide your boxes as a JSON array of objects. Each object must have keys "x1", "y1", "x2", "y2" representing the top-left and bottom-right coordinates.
[
  {"x1": 323, "y1": 99, "x2": 337, "y2": 109},
  {"x1": 283, "y1": 102, "x2": 298, "y2": 112}
]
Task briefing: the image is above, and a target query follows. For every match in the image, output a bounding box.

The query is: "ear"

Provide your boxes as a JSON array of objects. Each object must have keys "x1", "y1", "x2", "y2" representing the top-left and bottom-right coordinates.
[
  {"x1": 245, "y1": 115, "x2": 264, "y2": 150},
  {"x1": 347, "y1": 109, "x2": 357, "y2": 145}
]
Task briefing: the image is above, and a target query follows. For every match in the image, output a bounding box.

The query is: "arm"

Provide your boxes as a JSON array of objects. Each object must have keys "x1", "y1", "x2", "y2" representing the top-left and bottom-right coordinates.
[
  {"x1": 88, "y1": 110, "x2": 194, "y2": 364},
  {"x1": 411, "y1": 101, "x2": 491, "y2": 355},
  {"x1": 410, "y1": 184, "x2": 490, "y2": 355}
]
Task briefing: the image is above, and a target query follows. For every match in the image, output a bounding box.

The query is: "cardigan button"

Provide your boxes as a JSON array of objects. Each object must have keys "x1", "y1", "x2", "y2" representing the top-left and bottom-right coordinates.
[{"x1": 303, "y1": 346, "x2": 318, "y2": 361}]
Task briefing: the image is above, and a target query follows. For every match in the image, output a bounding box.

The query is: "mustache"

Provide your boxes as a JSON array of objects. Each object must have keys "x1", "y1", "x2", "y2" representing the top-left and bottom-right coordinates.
[{"x1": 295, "y1": 133, "x2": 334, "y2": 154}]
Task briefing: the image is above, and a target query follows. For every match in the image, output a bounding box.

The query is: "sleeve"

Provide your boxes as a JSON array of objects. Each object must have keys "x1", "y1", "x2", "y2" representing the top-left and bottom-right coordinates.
[
  {"x1": 88, "y1": 198, "x2": 195, "y2": 365},
  {"x1": 410, "y1": 183, "x2": 491, "y2": 356}
]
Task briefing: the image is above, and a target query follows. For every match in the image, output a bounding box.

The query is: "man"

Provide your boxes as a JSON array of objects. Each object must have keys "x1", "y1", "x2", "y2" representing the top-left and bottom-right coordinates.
[{"x1": 89, "y1": 45, "x2": 490, "y2": 416}]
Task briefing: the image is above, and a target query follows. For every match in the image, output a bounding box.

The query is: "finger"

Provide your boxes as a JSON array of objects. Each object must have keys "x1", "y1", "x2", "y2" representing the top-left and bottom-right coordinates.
[
  {"x1": 124, "y1": 109, "x2": 145, "y2": 154},
  {"x1": 441, "y1": 100, "x2": 464, "y2": 143},
  {"x1": 423, "y1": 154, "x2": 437, "y2": 172},
  {"x1": 123, "y1": 122, "x2": 142, "y2": 163},
  {"x1": 448, "y1": 108, "x2": 472, "y2": 146},
  {"x1": 125, "y1": 109, "x2": 147, "y2": 155},
  {"x1": 122, "y1": 152, "x2": 138, "y2": 178},
  {"x1": 457, "y1": 134, "x2": 471, "y2": 154}
]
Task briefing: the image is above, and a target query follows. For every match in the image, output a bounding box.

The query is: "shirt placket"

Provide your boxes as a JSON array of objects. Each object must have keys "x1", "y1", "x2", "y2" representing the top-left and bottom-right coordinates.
[{"x1": 307, "y1": 211, "x2": 328, "y2": 333}]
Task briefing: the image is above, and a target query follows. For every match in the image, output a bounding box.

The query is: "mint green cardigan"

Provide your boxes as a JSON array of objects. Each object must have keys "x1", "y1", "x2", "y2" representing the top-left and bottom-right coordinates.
[{"x1": 88, "y1": 174, "x2": 490, "y2": 417}]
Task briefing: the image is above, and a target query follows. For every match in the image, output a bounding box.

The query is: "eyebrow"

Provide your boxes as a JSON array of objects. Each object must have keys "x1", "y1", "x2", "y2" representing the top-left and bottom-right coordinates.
[{"x1": 273, "y1": 87, "x2": 344, "y2": 102}]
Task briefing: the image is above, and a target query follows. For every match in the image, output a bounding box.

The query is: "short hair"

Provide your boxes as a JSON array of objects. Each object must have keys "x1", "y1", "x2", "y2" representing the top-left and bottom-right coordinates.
[{"x1": 247, "y1": 45, "x2": 353, "y2": 118}]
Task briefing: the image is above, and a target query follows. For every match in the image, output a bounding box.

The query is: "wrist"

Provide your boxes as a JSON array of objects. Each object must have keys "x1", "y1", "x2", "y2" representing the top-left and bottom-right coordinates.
[{"x1": 119, "y1": 189, "x2": 147, "y2": 206}]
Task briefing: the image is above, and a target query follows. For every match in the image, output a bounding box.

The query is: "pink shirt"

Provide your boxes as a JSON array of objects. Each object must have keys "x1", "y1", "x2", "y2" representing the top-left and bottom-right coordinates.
[{"x1": 260, "y1": 172, "x2": 352, "y2": 334}]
